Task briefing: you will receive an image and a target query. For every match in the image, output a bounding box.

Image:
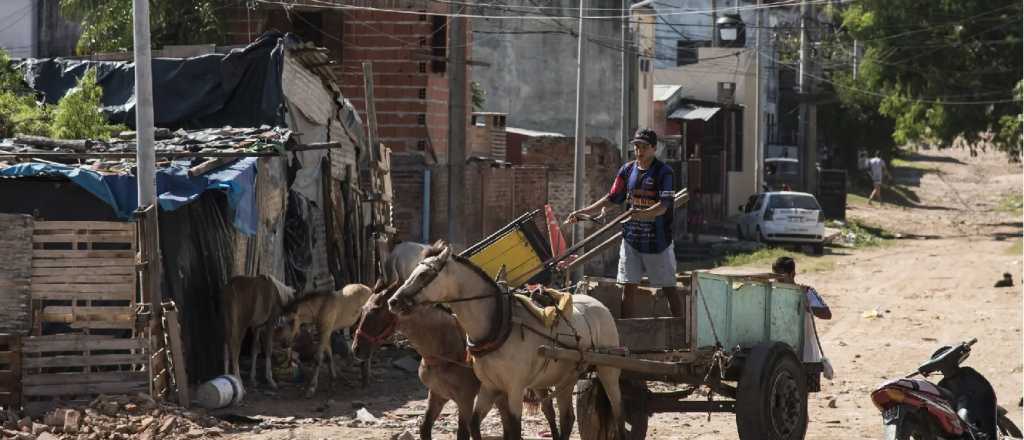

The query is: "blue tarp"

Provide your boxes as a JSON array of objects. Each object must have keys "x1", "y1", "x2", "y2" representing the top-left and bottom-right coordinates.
[{"x1": 0, "y1": 159, "x2": 259, "y2": 235}]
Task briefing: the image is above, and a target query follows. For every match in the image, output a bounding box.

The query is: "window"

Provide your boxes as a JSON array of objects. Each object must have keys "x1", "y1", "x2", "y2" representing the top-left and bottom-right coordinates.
[
  {"x1": 753, "y1": 194, "x2": 766, "y2": 211},
  {"x1": 768, "y1": 194, "x2": 821, "y2": 210},
  {"x1": 418, "y1": 88, "x2": 427, "y2": 100},
  {"x1": 418, "y1": 62, "x2": 426, "y2": 73},
  {"x1": 417, "y1": 140, "x2": 428, "y2": 150},
  {"x1": 417, "y1": 114, "x2": 426, "y2": 125},
  {"x1": 430, "y1": 15, "x2": 447, "y2": 73}
]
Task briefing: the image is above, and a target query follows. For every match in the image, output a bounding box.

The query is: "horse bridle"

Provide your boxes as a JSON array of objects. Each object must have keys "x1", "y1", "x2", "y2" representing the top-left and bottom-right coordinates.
[
  {"x1": 354, "y1": 310, "x2": 398, "y2": 346},
  {"x1": 396, "y1": 253, "x2": 501, "y2": 307}
]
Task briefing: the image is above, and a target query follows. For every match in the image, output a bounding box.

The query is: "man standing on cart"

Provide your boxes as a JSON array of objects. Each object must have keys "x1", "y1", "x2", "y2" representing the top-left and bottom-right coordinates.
[{"x1": 567, "y1": 128, "x2": 684, "y2": 319}]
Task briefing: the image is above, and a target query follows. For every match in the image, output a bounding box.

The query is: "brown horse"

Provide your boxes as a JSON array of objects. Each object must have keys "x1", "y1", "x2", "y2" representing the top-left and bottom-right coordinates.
[
  {"x1": 222, "y1": 274, "x2": 295, "y2": 389},
  {"x1": 389, "y1": 243, "x2": 625, "y2": 440},
  {"x1": 352, "y1": 284, "x2": 558, "y2": 440},
  {"x1": 281, "y1": 283, "x2": 374, "y2": 398}
]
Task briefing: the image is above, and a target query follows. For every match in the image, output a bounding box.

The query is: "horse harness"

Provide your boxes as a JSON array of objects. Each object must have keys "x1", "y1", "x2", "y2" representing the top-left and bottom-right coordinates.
[{"x1": 402, "y1": 253, "x2": 588, "y2": 363}]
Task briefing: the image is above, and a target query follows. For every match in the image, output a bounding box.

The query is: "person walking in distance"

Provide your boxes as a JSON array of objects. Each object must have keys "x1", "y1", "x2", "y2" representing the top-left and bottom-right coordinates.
[
  {"x1": 867, "y1": 151, "x2": 891, "y2": 206},
  {"x1": 566, "y1": 128, "x2": 683, "y2": 318}
]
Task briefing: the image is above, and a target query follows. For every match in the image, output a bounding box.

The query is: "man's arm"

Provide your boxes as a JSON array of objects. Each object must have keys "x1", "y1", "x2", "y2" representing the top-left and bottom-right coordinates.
[
  {"x1": 632, "y1": 168, "x2": 674, "y2": 221},
  {"x1": 566, "y1": 195, "x2": 616, "y2": 223}
]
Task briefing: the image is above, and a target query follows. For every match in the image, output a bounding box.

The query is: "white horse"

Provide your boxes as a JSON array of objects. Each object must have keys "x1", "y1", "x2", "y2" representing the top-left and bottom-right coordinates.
[
  {"x1": 383, "y1": 241, "x2": 431, "y2": 286},
  {"x1": 388, "y1": 242, "x2": 624, "y2": 440}
]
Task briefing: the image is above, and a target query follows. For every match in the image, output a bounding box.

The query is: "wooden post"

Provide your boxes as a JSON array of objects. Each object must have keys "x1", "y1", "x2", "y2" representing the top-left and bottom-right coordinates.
[
  {"x1": 136, "y1": 205, "x2": 165, "y2": 399},
  {"x1": 362, "y1": 63, "x2": 380, "y2": 163},
  {"x1": 163, "y1": 303, "x2": 189, "y2": 408}
]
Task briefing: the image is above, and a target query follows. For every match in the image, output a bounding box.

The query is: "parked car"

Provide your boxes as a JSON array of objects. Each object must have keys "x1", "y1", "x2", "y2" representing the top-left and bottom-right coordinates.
[
  {"x1": 764, "y1": 157, "x2": 800, "y2": 191},
  {"x1": 737, "y1": 191, "x2": 825, "y2": 254}
]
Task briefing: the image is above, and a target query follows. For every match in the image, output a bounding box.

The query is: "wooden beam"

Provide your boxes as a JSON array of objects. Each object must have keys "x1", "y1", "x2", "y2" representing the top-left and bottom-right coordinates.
[
  {"x1": 13, "y1": 135, "x2": 91, "y2": 152},
  {"x1": 188, "y1": 157, "x2": 240, "y2": 177}
]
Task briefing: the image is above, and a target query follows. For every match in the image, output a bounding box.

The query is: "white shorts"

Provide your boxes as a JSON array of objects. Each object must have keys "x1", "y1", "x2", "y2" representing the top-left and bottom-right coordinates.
[{"x1": 616, "y1": 241, "x2": 677, "y2": 288}]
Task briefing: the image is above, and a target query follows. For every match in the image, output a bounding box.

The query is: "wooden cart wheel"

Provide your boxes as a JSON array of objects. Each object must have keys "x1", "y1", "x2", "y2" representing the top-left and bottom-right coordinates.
[
  {"x1": 576, "y1": 378, "x2": 649, "y2": 440},
  {"x1": 736, "y1": 342, "x2": 808, "y2": 440}
]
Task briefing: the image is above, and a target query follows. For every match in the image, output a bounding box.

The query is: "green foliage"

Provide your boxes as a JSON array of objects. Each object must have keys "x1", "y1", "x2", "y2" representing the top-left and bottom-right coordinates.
[
  {"x1": 60, "y1": 0, "x2": 227, "y2": 55},
  {"x1": 471, "y1": 81, "x2": 487, "y2": 111},
  {"x1": 0, "y1": 49, "x2": 50, "y2": 137},
  {"x1": 841, "y1": 1, "x2": 1023, "y2": 154},
  {"x1": 51, "y1": 69, "x2": 125, "y2": 140}
]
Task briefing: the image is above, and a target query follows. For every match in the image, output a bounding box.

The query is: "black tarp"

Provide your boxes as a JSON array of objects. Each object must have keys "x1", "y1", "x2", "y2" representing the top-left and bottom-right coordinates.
[{"x1": 18, "y1": 32, "x2": 291, "y2": 130}]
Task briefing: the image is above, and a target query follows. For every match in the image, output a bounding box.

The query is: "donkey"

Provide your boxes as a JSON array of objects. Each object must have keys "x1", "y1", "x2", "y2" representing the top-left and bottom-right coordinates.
[
  {"x1": 222, "y1": 274, "x2": 296, "y2": 389},
  {"x1": 353, "y1": 284, "x2": 559, "y2": 440},
  {"x1": 280, "y1": 283, "x2": 375, "y2": 398},
  {"x1": 389, "y1": 242, "x2": 625, "y2": 440}
]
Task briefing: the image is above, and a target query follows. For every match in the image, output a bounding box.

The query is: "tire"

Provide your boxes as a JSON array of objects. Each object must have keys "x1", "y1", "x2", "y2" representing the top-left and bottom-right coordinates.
[
  {"x1": 812, "y1": 243, "x2": 824, "y2": 255},
  {"x1": 998, "y1": 411, "x2": 1023, "y2": 438},
  {"x1": 883, "y1": 409, "x2": 937, "y2": 440},
  {"x1": 736, "y1": 342, "x2": 808, "y2": 440},
  {"x1": 736, "y1": 224, "x2": 744, "y2": 240},
  {"x1": 620, "y1": 379, "x2": 649, "y2": 440},
  {"x1": 757, "y1": 226, "x2": 768, "y2": 244},
  {"x1": 576, "y1": 379, "x2": 604, "y2": 440}
]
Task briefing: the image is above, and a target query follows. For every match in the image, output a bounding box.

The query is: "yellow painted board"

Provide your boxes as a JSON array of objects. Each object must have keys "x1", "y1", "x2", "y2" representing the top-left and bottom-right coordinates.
[{"x1": 467, "y1": 230, "x2": 544, "y2": 286}]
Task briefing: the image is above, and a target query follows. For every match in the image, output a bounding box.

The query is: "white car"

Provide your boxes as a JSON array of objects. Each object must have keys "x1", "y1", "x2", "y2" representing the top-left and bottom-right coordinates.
[{"x1": 737, "y1": 191, "x2": 826, "y2": 254}]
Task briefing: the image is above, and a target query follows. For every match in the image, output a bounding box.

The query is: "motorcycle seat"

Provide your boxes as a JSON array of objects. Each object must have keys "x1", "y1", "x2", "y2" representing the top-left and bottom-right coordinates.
[{"x1": 883, "y1": 378, "x2": 955, "y2": 401}]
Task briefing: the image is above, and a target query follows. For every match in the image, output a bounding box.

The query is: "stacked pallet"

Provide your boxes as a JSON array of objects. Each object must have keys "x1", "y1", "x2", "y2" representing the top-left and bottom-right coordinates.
[{"x1": 31, "y1": 221, "x2": 137, "y2": 334}]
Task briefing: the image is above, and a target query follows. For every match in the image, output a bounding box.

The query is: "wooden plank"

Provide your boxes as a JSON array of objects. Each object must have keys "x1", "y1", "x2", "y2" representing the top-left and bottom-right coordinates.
[
  {"x1": 32, "y1": 234, "x2": 134, "y2": 243},
  {"x1": 616, "y1": 317, "x2": 687, "y2": 352},
  {"x1": 0, "y1": 279, "x2": 30, "y2": 288},
  {"x1": 22, "y1": 353, "x2": 147, "y2": 369},
  {"x1": 32, "y1": 284, "x2": 134, "y2": 294},
  {"x1": 34, "y1": 221, "x2": 133, "y2": 231},
  {"x1": 537, "y1": 346, "x2": 695, "y2": 378},
  {"x1": 22, "y1": 337, "x2": 143, "y2": 352},
  {"x1": 33, "y1": 267, "x2": 134, "y2": 277},
  {"x1": 29, "y1": 291, "x2": 133, "y2": 301},
  {"x1": 164, "y1": 309, "x2": 190, "y2": 408},
  {"x1": 33, "y1": 275, "x2": 134, "y2": 285},
  {"x1": 40, "y1": 307, "x2": 135, "y2": 324},
  {"x1": 32, "y1": 250, "x2": 135, "y2": 259},
  {"x1": 69, "y1": 321, "x2": 135, "y2": 330},
  {"x1": 25, "y1": 381, "x2": 147, "y2": 397},
  {"x1": 32, "y1": 259, "x2": 134, "y2": 268},
  {"x1": 23, "y1": 371, "x2": 147, "y2": 387}
]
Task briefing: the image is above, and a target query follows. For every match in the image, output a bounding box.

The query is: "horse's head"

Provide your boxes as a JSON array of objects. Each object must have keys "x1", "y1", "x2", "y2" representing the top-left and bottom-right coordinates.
[
  {"x1": 352, "y1": 281, "x2": 400, "y2": 361},
  {"x1": 388, "y1": 241, "x2": 454, "y2": 315}
]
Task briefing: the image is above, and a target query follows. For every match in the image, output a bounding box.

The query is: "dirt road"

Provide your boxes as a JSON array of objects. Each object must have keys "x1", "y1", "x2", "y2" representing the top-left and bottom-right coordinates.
[{"x1": 225, "y1": 147, "x2": 1022, "y2": 439}]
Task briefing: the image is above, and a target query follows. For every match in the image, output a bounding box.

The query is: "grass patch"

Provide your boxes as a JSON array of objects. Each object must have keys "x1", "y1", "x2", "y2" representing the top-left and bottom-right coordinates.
[
  {"x1": 721, "y1": 247, "x2": 836, "y2": 273},
  {"x1": 830, "y1": 219, "x2": 896, "y2": 248},
  {"x1": 996, "y1": 193, "x2": 1023, "y2": 216},
  {"x1": 1007, "y1": 240, "x2": 1023, "y2": 256},
  {"x1": 892, "y1": 157, "x2": 941, "y2": 173}
]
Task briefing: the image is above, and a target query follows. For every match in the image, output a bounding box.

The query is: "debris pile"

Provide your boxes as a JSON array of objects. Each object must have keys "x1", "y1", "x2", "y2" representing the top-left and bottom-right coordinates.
[{"x1": 1, "y1": 394, "x2": 234, "y2": 440}]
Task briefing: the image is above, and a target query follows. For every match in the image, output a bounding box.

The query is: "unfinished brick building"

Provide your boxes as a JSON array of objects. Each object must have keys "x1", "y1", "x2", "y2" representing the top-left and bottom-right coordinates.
[{"x1": 220, "y1": 1, "x2": 470, "y2": 161}]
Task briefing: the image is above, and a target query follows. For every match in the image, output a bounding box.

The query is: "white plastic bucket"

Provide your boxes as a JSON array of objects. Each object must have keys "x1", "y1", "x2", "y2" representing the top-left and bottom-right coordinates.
[{"x1": 196, "y1": 374, "x2": 245, "y2": 409}]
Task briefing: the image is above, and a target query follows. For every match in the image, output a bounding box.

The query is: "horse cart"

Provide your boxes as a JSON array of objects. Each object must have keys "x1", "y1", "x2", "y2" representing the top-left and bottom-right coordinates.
[{"x1": 456, "y1": 190, "x2": 822, "y2": 440}]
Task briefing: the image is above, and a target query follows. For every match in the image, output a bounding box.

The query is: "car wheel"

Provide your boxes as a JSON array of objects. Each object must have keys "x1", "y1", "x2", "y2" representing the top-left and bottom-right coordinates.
[
  {"x1": 812, "y1": 243, "x2": 824, "y2": 255},
  {"x1": 757, "y1": 226, "x2": 768, "y2": 244},
  {"x1": 737, "y1": 224, "x2": 744, "y2": 240}
]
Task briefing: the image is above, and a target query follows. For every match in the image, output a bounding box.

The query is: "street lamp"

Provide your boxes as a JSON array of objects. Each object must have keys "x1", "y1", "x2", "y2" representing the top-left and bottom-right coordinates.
[{"x1": 716, "y1": 13, "x2": 746, "y2": 47}]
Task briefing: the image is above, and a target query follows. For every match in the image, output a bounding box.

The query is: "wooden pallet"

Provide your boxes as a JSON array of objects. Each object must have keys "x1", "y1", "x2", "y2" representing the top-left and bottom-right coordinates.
[
  {"x1": 21, "y1": 334, "x2": 147, "y2": 416},
  {"x1": 0, "y1": 335, "x2": 22, "y2": 410},
  {"x1": 31, "y1": 221, "x2": 137, "y2": 334}
]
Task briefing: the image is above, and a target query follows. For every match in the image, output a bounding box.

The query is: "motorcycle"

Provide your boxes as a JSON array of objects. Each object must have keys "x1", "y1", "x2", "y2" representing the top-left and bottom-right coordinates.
[{"x1": 870, "y1": 338, "x2": 1022, "y2": 439}]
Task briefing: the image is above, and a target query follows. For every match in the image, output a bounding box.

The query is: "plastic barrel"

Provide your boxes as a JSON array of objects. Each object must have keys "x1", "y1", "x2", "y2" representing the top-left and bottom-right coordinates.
[{"x1": 196, "y1": 374, "x2": 245, "y2": 409}]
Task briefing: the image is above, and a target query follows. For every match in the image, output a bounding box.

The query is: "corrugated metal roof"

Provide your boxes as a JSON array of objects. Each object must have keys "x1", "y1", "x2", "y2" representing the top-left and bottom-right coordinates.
[
  {"x1": 506, "y1": 127, "x2": 567, "y2": 138},
  {"x1": 653, "y1": 84, "x2": 683, "y2": 102},
  {"x1": 668, "y1": 105, "x2": 721, "y2": 121}
]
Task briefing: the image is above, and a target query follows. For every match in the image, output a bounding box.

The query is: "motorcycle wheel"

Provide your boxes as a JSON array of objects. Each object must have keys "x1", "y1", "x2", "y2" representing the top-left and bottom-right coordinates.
[
  {"x1": 883, "y1": 412, "x2": 937, "y2": 440},
  {"x1": 998, "y1": 413, "x2": 1023, "y2": 438}
]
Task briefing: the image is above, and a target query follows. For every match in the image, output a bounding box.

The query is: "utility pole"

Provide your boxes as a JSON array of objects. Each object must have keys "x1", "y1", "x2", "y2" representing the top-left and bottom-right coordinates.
[
  {"x1": 753, "y1": 0, "x2": 761, "y2": 193},
  {"x1": 572, "y1": 0, "x2": 589, "y2": 280},
  {"x1": 797, "y1": 0, "x2": 816, "y2": 193},
  {"x1": 447, "y1": 5, "x2": 467, "y2": 251},
  {"x1": 132, "y1": 0, "x2": 162, "y2": 396},
  {"x1": 711, "y1": 0, "x2": 719, "y2": 47},
  {"x1": 620, "y1": 0, "x2": 630, "y2": 157}
]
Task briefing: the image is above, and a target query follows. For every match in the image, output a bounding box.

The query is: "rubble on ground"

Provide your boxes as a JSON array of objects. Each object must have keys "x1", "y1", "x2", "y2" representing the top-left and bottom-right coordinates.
[{"x1": 1, "y1": 393, "x2": 234, "y2": 440}]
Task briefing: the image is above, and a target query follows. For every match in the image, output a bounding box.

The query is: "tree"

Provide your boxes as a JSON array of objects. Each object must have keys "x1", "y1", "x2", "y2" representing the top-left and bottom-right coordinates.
[
  {"x1": 841, "y1": 1, "x2": 1023, "y2": 154},
  {"x1": 0, "y1": 49, "x2": 51, "y2": 138},
  {"x1": 471, "y1": 81, "x2": 487, "y2": 112},
  {"x1": 60, "y1": 0, "x2": 227, "y2": 54},
  {"x1": 51, "y1": 68, "x2": 126, "y2": 140}
]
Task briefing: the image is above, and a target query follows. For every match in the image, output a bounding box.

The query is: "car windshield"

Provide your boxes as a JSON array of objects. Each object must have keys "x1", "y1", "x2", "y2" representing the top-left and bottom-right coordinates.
[
  {"x1": 766, "y1": 160, "x2": 799, "y2": 175},
  {"x1": 768, "y1": 194, "x2": 821, "y2": 210}
]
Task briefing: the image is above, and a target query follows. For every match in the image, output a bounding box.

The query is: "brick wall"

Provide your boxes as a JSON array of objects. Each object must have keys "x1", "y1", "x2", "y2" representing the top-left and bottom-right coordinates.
[
  {"x1": 522, "y1": 136, "x2": 622, "y2": 223},
  {"x1": 220, "y1": 1, "x2": 470, "y2": 159},
  {"x1": 390, "y1": 152, "x2": 429, "y2": 243}
]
